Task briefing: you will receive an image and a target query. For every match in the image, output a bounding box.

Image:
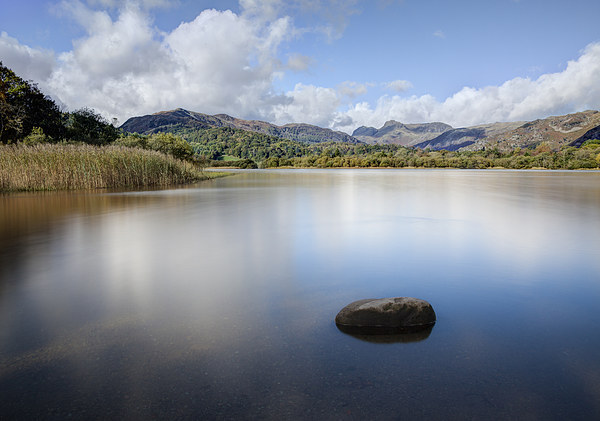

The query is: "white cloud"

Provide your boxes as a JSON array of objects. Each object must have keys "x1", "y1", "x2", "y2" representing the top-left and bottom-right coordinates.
[
  {"x1": 271, "y1": 83, "x2": 341, "y2": 127},
  {"x1": 433, "y1": 29, "x2": 445, "y2": 39},
  {"x1": 3, "y1": 0, "x2": 294, "y2": 122},
  {"x1": 332, "y1": 42, "x2": 600, "y2": 132},
  {"x1": 385, "y1": 79, "x2": 412, "y2": 93},
  {"x1": 0, "y1": 32, "x2": 55, "y2": 82}
]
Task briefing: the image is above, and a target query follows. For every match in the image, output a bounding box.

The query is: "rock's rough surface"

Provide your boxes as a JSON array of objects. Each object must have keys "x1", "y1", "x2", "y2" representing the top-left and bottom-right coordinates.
[{"x1": 335, "y1": 297, "x2": 436, "y2": 334}]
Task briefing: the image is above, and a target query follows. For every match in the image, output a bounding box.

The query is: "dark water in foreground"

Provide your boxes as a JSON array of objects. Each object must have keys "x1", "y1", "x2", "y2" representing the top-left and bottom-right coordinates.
[{"x1": 1, "y1": 169, "x2": 600, "y2": 420}]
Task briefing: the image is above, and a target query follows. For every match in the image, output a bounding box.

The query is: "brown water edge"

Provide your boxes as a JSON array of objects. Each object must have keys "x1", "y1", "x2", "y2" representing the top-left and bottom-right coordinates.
[{"x1": 0, "y1": 175, "x2": 231, "y2": 239}]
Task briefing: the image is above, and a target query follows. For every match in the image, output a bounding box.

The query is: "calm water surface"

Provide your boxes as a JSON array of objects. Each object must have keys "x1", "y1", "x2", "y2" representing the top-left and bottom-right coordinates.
[{"x1": 1, "y1": 169, "x2": 600, "y2": 420}]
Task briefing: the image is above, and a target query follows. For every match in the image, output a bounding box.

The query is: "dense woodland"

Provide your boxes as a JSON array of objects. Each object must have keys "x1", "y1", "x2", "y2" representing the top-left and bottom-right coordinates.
[
  {"x1": 2, "y1": 61, "x2": 599, "y2": 172},
  {"x1": 170, "y1": 125, "x2": 600, "y2": 170}
]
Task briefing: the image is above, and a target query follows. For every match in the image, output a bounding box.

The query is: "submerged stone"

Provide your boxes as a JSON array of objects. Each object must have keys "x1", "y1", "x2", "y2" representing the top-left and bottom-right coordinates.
[{"x1": 335, "y1": 297, "x2": 436, "y2": 334}]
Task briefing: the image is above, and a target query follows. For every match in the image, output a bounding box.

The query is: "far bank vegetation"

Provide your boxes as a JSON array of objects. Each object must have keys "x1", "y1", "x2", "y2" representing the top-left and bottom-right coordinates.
[{"x1": 176, "y1": 126, "x2": 600, "y2": 170}]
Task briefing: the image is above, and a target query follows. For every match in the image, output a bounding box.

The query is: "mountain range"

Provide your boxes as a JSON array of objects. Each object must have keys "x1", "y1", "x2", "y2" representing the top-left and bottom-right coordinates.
[
  {"x1": 121, "y1": 108, "x2": 358, "y2": 144},
  {"x1": 121, "y1": 109, "x2": 600, "y2": 151},
  {"x1": 352, "y1": 121, "x2": 452, "y2": 146}
]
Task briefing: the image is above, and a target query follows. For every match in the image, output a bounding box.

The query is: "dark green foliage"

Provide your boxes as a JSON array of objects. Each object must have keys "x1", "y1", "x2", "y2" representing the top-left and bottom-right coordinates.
[
  {"x1": 581, "y1": 139, "x2": 600, "y2": 148},
  {"x1": 116, "y1": 132, "x2": 195, "y2": 161},
  {"x1": 66, "y1": 107, "x2": 120, "y2": 145},
  {"x1": 1, "y1": 63, "x2": 122, "y2": 145},
  {"x1": 175, "y1": 126, "x2": 312, "y2": 161},
  {"x1": 0, "y1": 61, "x2": 64, "y2": 143},
  {"x1": 114, "y1": 132, "x2": 148, "y2": 149},
  {"x1": 165, "y1": 125, "x2": 599, "y2": 170},
  {"x1": 148, "y1": 132, "x2": 194, "y2": 161}
]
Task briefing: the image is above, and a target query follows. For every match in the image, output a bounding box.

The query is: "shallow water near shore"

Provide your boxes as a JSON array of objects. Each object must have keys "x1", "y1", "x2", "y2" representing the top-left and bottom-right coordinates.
[{"x1": 1, "y1": 169, "x2": 600, "y2": 420}]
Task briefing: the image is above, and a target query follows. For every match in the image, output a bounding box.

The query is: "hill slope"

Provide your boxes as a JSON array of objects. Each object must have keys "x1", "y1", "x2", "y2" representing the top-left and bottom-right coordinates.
[
  {"x1": 470, "y1": 110, "x2": 600, "y2": 151},
  {"x1": 415, "y1": 122, "x2": 525, "y2": 151},
  {"x1": 121, "y1": 109, "x2": 360, "y2": 144}
]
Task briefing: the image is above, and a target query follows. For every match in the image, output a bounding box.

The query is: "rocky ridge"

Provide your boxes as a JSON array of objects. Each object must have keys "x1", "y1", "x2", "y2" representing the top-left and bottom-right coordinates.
[
  {"x1": 415, "y1": 121, "x2": 525, "y2": 151},
  {"x1": 352, "y1": 120, "x2": 452, "y2": 146},
  {"x1": 468, "y1": 110, "x2": 600, "y2": 151},
  {"x1": 121, "y1": 109, "x2": 359, "y2": 144}
]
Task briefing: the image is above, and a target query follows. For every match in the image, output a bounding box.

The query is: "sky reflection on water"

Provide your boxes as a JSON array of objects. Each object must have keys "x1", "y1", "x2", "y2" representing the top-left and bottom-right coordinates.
[{"x1": 1, "y1": 169, "x2": 600, "y2": 420}]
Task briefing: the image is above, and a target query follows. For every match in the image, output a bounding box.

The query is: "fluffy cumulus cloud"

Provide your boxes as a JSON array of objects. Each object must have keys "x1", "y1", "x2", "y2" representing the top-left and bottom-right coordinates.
[
  {"x1": 334, "y1": 42, "x2": 600, "y2": 131},
  {"x1": 0, "y1": 32, "x2": 55, "y2": 82},
  {"x1": 271, "y1": 83, "x2": 341, "y2": 128},
  {"x1": 3, "y1": 0, "x2": 294, "y2": 124},
  {"x1": 1, "y1": 0, "x2": 600, "y2": 133}
]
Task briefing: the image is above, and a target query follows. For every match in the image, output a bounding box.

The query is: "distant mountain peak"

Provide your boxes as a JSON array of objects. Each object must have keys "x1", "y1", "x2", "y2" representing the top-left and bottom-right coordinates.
[
  {"x1": 213, "y1": 113, "x2": 235, "y2": 121},
  {"x1": 383, "y1": 120, "x2": 403, "y2": 127},
  {"x1": 353, "y1": 121, "x2": 452, "y2": 146}
]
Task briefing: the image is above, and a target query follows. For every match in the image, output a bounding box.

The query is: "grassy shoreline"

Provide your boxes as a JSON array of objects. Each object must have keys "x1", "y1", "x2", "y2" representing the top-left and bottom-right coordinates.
[{"x1": 1, "y1": 144, "x2": 224, "y2": 193}]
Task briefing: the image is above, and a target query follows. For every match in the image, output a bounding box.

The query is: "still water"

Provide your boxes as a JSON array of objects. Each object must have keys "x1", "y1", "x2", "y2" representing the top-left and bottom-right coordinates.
[{"x1": 1, "y1": 169, "x2": 600, "y2": 420}]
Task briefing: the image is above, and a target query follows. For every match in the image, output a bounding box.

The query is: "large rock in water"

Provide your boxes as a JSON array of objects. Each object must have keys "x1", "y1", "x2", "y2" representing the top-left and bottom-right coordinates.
[{"x1": 335, "y1": 297, "x2": 436, "y2": 334}]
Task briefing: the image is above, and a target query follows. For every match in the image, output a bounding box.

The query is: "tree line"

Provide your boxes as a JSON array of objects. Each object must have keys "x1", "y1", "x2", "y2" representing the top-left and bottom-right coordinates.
[
  {"x1": 171, "y1": 125, "x2": 600, "y2": 170},
  {"x1": 1, "y1": 61, "x2": 120, "y2": 145}
]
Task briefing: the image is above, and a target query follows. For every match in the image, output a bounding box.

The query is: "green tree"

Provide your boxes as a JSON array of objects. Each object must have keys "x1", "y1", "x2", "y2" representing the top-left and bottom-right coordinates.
[
  {"x1": 0, "y1": 62, "x2": 64, "y2": 143},
  {"x1": 66, "y1": 108, "x2": 120, "y2": 145},
  {"x1": 148, "y1": 132, "x2": 194, "y2": 161},
  {"x1": 115, "y1": 133, "x2": 149, "y2": 149}
]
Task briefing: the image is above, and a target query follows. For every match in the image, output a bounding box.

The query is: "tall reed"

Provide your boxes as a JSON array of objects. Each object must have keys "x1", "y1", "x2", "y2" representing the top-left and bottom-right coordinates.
[{"x1": 0, "y1": 144, "x2": 214, "y2": 192}]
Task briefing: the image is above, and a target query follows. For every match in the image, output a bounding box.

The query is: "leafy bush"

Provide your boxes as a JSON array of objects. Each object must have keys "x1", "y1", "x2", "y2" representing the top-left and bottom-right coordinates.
[
  {"x1": 21, "y1": 127, "x2": 49, "y2": 145},
  {"x1": 148, "y1": 133, "x2": 194, "y2": 161},
  {"x1": 115, "y1": 133, "x2": 150, "y2": 149},
  {"x1": 116, "y1": 132, "x2": 195, "y2": 162}
]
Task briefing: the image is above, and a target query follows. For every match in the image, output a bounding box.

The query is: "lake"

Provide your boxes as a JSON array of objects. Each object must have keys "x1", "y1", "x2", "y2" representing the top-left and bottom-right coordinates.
[{"x1": 1, "y1": 169, "x2": 600, "y2": 420}]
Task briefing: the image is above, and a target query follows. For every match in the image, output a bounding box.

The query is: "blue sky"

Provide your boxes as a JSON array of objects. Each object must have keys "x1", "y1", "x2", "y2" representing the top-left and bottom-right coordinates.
[{"x1": 1, "y1": 0, "x2": 600, "y2": 133}]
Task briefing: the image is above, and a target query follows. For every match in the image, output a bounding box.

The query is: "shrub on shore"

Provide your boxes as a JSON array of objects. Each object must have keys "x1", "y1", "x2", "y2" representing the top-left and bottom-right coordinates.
[{"x1": 0, "y1": 143, "x2": 213, "y2": 192}]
